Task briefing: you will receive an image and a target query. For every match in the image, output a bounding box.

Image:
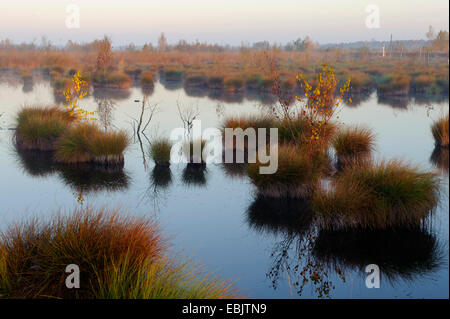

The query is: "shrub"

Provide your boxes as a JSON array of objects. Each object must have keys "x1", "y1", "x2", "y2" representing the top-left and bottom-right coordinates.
[
  {"x1": 332, "y1": 125, "x2": 375, "y2": 161},
  {"x1": 431, "y1": 114, "x2": 449, "y2": 148},
  {"x1": 313, "y1": 160, "x2": 440, "y2": 229},
  {"x1": 247, "y1": 145, "x2": 330, "y2": 198},
  {"x1": 55, "y1": 124, "x2": 129, "y2": 165},
  {"x1": 15, "y1": 106, "x2": 72, "y2": 150},
  {"x1": 149, "y1": 138, "x2": 172, "y2": 165},
  {"x1": 0, "y1": 207, "x2": 236, "y2": 299}
]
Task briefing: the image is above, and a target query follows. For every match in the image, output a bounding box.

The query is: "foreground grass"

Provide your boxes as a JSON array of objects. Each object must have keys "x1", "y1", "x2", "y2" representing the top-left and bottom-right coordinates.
[
  {"x1": 0, "y1": 207, "x2": 237, "y2": 299},
  {"x1": 313, "y1": 160, "x2": 440, "y2": 229}
]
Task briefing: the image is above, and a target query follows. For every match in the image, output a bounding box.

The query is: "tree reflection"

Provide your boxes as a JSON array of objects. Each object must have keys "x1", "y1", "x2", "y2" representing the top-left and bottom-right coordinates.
[{"x1": 246, "y1": 195, "x2": 445, "y2": 298}]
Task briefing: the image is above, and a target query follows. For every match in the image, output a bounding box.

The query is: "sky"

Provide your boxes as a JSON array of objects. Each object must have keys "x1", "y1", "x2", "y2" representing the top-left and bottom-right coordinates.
[{"x1": 0, "y1": 0, "x2": 448, "y2": 46}]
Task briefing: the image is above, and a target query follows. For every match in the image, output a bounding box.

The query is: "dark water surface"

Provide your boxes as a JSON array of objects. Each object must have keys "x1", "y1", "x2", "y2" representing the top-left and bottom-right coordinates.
[{"x1": 0, "y1": 74, "x2": 448, "y2": 298}]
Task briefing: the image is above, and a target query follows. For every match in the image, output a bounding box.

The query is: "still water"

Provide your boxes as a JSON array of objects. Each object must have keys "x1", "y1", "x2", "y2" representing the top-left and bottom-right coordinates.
[{"x1": 0, "y1": 73, "x2": 448, "y2": 298}]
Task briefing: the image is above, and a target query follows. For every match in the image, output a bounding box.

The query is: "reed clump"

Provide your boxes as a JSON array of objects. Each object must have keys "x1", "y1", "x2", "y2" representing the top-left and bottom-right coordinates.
[
  {"x1": 312, "y1": 160, "x2": 440, "y2": 229},
  {"x1": 0, "y1": 207, "x2": 237, "y2": 299},
  {"x1": 182, "y1": 139, "x2": 207, "y2": 163},
  {"x1": 55, "y1": 124, "x2": 129, "y2": 165},
  {"x1": 15, "y1": 106, "x2": 72, "y2": 150},
  {"x1": 247, "y1": 145, "x2": 330, "y2": 198},
  {"x1": 149, "y1": 138, "x2": 172, "y2": 166},
  {"x1": 93, "y1": 72, "x2": 132, "y2": 89},
  {"x1": 431, "y1": 113, "x2": 449, "y2": 148},
  {"x1": 332, "y1": 125, "x2": 375, "y2": 162}
]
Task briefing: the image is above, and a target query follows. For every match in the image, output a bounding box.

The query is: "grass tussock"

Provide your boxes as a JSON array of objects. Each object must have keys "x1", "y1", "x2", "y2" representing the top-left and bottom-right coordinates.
[
  {"x1": 431, "y1": 113, "x2": 449, "y2": 148},
  {"x1": 93, "y1": 72, "x2": 132, "y2": 89},
  {"x1": 0, "y1": 207, "x2": 237, "y2": 299},
  {"x1": 149, "y1": 138, "x2": 172, "y2": 165},
  {"x1": 247, "y1": 145, "x2": 330, "y2": 198},
  {"x1": 313, "y1": 160, "x2": 440, "y2": 229},
  {"x1": 55, "y1": 124, "x2": 129, "y2": 165},
  {"x1": 332, "y1": 125, "x2": 376, "y2": 160},
  {"x1": 16, "y1": 106, "x2": 72, "y2": 150},
  {"x1": 277, "y1": 116, "x2": 337, "y2": 148},
  {"x1": 182, "y1": 139, "x2": 207, "y2": 163}
]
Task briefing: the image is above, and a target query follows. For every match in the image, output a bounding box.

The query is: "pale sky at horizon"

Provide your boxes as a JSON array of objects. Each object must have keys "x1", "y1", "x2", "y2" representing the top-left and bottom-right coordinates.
[{"x1": 0, "y1": 0, "x2": 448, "y2": 46}]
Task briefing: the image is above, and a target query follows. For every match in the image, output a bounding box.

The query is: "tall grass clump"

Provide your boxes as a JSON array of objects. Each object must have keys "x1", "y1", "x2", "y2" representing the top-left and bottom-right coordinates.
[
  {"x1": 0, "y1": 207, "x2": 237, "y2": 299},
  {"x1": 55, "y1": 124, "x2": 128, "y2": 165},
  {"x1": 332, "y1": 125, "x2": 375, "y2": 163},
  {"x1": 431, "y1": 113, "x2": 449, "y2": 148},
  {"x1": 15, "y1": 106, "x2": 72, "y2": 150},
  {"x1": 313, "y1": 160, "x2": 441, "y2": 229},
  {"x1": 221, "y1": 115, "x2": 275, "y2": 153},
  {"x1": 247, "y1": 145, "x2": 330, "y2": 198},
  {"x1": 93, "y1": 72, "x2": 132, "y2": 89},
  {"x1": 149, "y1": 138, "x2": 172, "y2": 166},
  {"x1": 182, "y1": 139, "x2": 207, "y2": 163},
  {"x1": 276, "y1": 115, "x2": 337, "y2": 147}
]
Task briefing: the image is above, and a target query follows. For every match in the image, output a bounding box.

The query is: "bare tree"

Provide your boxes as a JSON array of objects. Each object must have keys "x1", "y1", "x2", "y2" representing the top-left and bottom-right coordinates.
[{"x1": 177, "y1": 99, "x2": 199, "y2": 138}]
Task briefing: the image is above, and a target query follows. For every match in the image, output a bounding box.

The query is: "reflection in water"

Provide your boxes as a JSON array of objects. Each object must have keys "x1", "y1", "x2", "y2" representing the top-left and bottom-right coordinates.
[
  {"x1": 312, "y1": 226, "x2": 444, "y2": 283},
  {"x1": 93, "y1": 87, "x2": 131, "y2": 101},
  {"x1": 246, "y1": 196, "x2": 339, "y2": 298},
  {"x1": 413, "y1": 93, "x2": 449, "y2": 106},
  {"x1": 221, "y1": 163, "x2": 248, "y2": 179},
  {"x1": 377, "y1": 94, "x2": 409, "y2": 109},
  {"x1": 246, "y1": 195, "x2": 445, "y2": 297},
  {"x1": 143, "y1": 165, "x2": 173, "y2": 211},
  {"x1": 430, "y1": 146, "x2": 449, "y2": 175},
  {"x1": 182, "y1": 163, "x2": 208, "y2": 186},
  {"x1": 184, "y1": 85, "x2": 208, "y2": 98},
  {"x1": 95, "y1": 96, "x2": 116, "y2": 131},
  {"x1": 14, "y1": 146, "x2": 130, "y2": 200},
  {"x1": 246, "y1": 90, "x2": 277, "y2": 106},
  {"x1": 345, "y1": 92, "x2": 372, "y2": 107},
  {"x1": 160, "y1": 78, "x2": 183, "y2": 91},
  {"x1": 150, "y1": 165, "x2": 172, "y2": 189},
  {"x1": 22, "y1": 77, "x2": 33, "y2": 93}
]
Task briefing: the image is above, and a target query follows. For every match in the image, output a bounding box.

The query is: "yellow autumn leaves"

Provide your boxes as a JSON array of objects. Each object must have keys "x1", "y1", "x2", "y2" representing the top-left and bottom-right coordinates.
[{"x1": 63, "y1": 72, "x2": 98, "y2": 122}]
